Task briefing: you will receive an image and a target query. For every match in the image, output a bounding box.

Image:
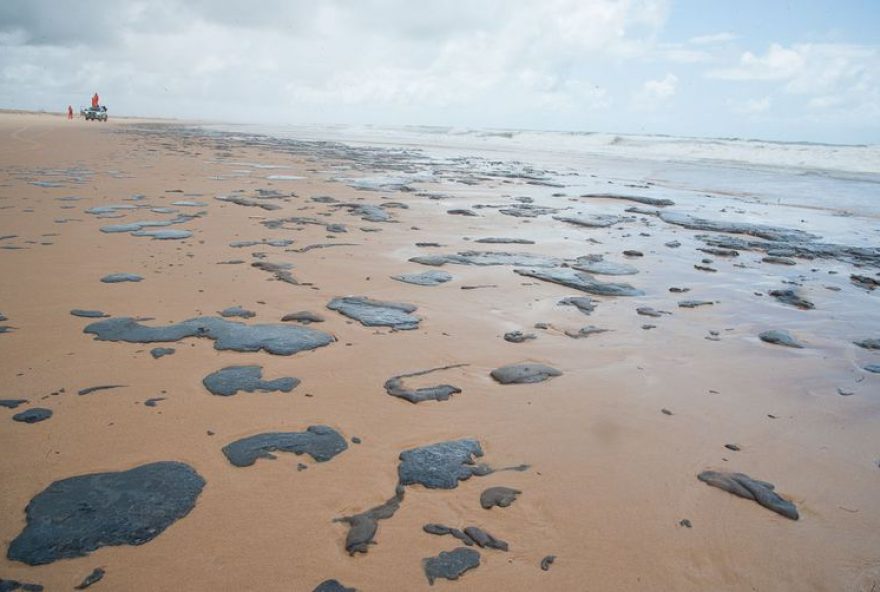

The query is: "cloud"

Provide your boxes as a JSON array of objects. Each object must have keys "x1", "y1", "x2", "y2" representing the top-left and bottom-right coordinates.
[
  {"x1": 652, "y1": 43, "x2": 712, "y2": 64},
  {"x1": 643, "y1": 73, "x2": 678, "y2": 99},
  {"x1": 518, "y1": 70, "x2": 611, "y2": 110},
  {"x1": 708, "y1": 42, "x2": 878, "y2": 91},
  {"x1": 807, "y1": 95, "x2": 845, "y2": 109},
  {"x1": 731, "y1": 96, "x2": 772, "y2": 114},
  {"x1": 689, "y1": 32, "x2": 737, "y2": 45},
  {"x1": 710, "y1": 43, "x2": 805, "y2": 81},
  {"x1": 708, "y1": 42, "x2": 879, "y2": 124},
  {"x1": 631, "y1": 73, "x2": 677, "y2": 110},
  {"x1": 0, "y1": 0, "x2": 674, "y2": 119},
  {"x1": 782, "y1": 44, "x2": 878, "y2": 95}
]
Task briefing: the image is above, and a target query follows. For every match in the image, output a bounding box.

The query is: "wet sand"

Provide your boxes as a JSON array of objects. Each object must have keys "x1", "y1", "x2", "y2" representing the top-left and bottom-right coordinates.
[{"x1": 1, "y1": 111, "x2": 879, "y2": 591}]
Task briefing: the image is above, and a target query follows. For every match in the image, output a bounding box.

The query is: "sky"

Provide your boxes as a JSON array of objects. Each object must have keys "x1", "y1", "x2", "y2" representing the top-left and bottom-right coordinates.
[{"x1": 0, "y1": 0, "x2": 878, "y2": 144}]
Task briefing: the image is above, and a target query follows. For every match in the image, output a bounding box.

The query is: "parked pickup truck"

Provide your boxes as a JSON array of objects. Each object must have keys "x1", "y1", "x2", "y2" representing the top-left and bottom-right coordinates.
[{"x1": 84, "y1": 107, "x2": 107, "y2": 121}]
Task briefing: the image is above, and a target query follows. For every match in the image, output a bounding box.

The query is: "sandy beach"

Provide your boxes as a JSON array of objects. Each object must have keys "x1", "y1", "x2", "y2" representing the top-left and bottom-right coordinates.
[{"x1": 1, "y1": 111, "x2": 879, "y2": 591}]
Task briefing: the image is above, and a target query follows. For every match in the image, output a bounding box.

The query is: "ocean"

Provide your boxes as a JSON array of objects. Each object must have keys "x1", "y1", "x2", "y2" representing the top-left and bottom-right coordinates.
[{"x1": 199, "y1": 122, "x2": 880, "y2": 247}]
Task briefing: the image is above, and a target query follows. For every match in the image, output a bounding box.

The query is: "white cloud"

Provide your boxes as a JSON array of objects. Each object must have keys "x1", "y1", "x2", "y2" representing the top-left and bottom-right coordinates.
[
  {"x1": 731, "y1": 96, "x2": 772, "y2": 114},
  {"x1": 707, "y1": 42, "x2": 879, "y2": 124},
  {"x1": 655, "y1": 43, "x2": 712, "y2": 63},
  {"x1": 0, "y1": 0, "x2": 674, "y2": 121},
  {"x1": 643, "y1": 73, "x2": 678, "y2": 99},
  {"x1": 518, "y1": 70, "x2": 611, "y2": 110},
  {"x1": 807, "y1": 95, "x2": 845, "y2": 109},
  {"x1": 782, "y1": 44, "x2": 877, "y2": 95},
  {"x1": 631, "y1": 73, "x2": 677, "y2": 110},
  {"x1": 710, "y1": 43, "x2": 805, "y2": 81},
  {"x1": 689, "y1": 32, "x2": 737, "y2": 45},
  {"x1": 708, "y1": 43, "x2": 878, "y2": 92}
]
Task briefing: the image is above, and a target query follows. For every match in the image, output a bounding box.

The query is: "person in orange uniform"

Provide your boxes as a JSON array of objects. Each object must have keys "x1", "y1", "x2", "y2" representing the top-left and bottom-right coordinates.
[
  {"x1": 67, "y1": 105, "x2": 73, "y2": 120},
  {"x1": 91, "y1": 93, "x2": 99, "y2": 108}
]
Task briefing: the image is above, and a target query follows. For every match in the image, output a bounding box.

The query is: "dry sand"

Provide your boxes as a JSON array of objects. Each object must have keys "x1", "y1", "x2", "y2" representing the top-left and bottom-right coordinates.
[{"x1": 0, "y1": 111, "x2": 878, "y2": 591}]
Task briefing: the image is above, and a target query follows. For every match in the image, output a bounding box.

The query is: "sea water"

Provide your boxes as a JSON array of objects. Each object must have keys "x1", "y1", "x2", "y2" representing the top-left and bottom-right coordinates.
[{"x1": 203, "y1": 122, "x2": 880, "y2": 246}]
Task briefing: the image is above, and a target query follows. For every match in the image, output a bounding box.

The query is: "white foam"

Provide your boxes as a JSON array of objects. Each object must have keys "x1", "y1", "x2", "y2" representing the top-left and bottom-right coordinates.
[{"x1": 227, "y1": 123, "x2": 879, "y2": 176}]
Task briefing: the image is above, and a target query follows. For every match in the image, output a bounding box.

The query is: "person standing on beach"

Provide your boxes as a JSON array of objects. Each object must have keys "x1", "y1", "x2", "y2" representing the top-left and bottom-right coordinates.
[
  {"x1": 91, "y1": 92, "x2": 99, "y2": 108},
  {"x1": 67, "y1": 105, "x2": 73, "y2": 120}
]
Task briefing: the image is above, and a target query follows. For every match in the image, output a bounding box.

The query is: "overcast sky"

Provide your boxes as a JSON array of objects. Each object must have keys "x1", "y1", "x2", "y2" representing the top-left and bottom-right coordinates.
[{"x1": 1, "y1": 0, "x2": 877, "y2": 144}]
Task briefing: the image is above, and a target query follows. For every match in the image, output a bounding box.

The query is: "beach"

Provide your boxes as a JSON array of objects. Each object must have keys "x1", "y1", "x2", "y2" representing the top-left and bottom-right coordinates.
[{"x1": 1, "y1": 111, "x2": 879, "y2": 591}]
